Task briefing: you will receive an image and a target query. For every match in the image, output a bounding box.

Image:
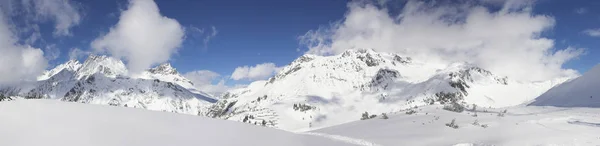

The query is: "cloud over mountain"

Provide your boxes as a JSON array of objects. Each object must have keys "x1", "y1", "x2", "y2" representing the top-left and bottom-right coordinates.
[
  {"x1": 0, "y1": 12, "x2": 47, "y2": 85},
  {"x1": 300, "y1": 0, "x2": 583, "y2": 81},
  {"x1": 231, "y1": 63, "x2": 281, "y2": 81},
  {"x1": 92, "y1": 0, "x2": 185, "y2": 75}
]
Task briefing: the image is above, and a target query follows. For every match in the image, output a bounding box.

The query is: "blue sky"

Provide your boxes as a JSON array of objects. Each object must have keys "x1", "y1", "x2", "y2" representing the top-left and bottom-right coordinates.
[
  {"x1": 26, "y1": 0, "x2": 348, "y2": 77},
  {"x1": 6, "y1": 0, "x2": 600, "y2": 86},
  {"x1": 535, "y1": 0, "x2": 600, "y2": 72}
]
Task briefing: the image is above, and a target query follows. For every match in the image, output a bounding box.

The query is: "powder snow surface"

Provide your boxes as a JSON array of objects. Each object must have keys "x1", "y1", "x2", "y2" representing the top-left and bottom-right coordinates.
[
  {"x1": 0, "y1": 100, "x2": 354, "y2": 146},
  {"x1": 314, "y1": 105, "x2": 600, "y2": 146},
  {"x1": 529, "y1": 64, "x2": 600, "y2": 107}
]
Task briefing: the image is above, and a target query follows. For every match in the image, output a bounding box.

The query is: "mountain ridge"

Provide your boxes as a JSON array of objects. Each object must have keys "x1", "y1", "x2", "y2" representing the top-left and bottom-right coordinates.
[
  {"x1": 1, "y1": 54, "x2": 216, "y2": 115},
  {"x1": 209, "y1": 48, "x2": 567, "y2": 131}
]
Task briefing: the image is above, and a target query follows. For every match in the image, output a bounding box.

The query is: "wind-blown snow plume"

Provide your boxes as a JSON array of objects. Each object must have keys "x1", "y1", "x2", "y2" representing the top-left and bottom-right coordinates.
[
  {"x1": 92, "y1": 0, "x2": 185, "y2": 75},
  {"x1": 300, "y1": 0, "x2": 583, "y2": 82},
  {"x1": 0, "y1": 9, "x2": 47, "y2": 85},
  {"x1": 231, "y1": 63, "x2": 281, "y2": 81}
]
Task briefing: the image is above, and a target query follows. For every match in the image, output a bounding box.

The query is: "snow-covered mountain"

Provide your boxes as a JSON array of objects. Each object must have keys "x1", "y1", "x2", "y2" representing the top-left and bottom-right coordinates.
[
  {"x1": 528, "y1": 64, "x2": 600, "y2": 107},
  {"x1": 137, "y1": 63, "x2": 213, "y2": 98},
  {"x1": 37, "y1": 59, "x2": 82, "y2": 81},
  {"x1": 1, "y1": 55, "x2": 216, "y2": 115},
  {"x1": 209, "y1": 49, "x2": 567, "y2": 131}
]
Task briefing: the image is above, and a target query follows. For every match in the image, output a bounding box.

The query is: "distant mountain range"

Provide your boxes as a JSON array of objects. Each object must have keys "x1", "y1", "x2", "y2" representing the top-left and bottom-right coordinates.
[
  {"x1": 1, "y1": 48, "x2": 589, "y2": 132},
  {"x1": 1, "y1": 54, "x2": 215, "y2": 116}
]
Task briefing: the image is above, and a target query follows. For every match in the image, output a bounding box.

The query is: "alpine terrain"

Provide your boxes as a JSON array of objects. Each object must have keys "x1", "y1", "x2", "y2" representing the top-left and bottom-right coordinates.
[
  {"x1": 1, "y1": 49, "x2": 599, "y2": 146},
  {"x1": 208, "y1": 49, "x2": 569, "y2": 131},
  {"x1": 0, "y1": 100, "x2": 355, "y2": 146},
  {"x1": 528, "y1": 64, "x2": 600, "y2": 107},
  {"x1": 0, "y1": 55, "x2": 216, "y2": 115}
]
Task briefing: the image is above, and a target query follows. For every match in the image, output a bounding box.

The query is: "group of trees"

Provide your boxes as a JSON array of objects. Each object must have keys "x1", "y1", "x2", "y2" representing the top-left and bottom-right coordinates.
[
  {"x1": 361, "y1": 112, "x2": 389, "y2": 120},
  {"x1": 443, "y1": 102, "x2": 465, "y2": 113},
  {"x1": 360, "y1": 112, "x2": 377, "y2": 120},
  {"x1": 0, "y1": 94, "x2": 7, "y2": 101},
  {"x1": 497, "y1": 109, "x2": 507, "y2": 117},
  {"x1": 445, "y1": 119, "x2": 459, "y2": 129},
  {"x1": 293, "y1": 103, "x2": 315, "y2": 112}
]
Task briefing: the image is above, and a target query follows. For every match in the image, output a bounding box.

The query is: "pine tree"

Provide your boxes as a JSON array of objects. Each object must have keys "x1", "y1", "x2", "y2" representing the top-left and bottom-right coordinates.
[
  {"x1": 361, "y1": 112, "x2": 370, "y2": 120},
  {"x1": 381, "y1": 113, "x2": 389, "y2": 119},
  {"x1": 445, "y1": 119, "x2": 459, "y2": 129}
]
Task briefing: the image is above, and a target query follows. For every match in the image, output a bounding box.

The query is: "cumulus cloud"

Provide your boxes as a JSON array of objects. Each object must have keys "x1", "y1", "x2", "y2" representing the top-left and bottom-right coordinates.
[
  {"x1": 19, "y1": 0, "x2": 83, "y2": 36},
  {"x1": 0, "y1": 12, "x2": 47, "y2": 85},
  {"x1": 231, "y1": 63, "x2": 281, "y2": 81},
  {"x1": 583, "y1": 28, "x2": 600, "y2": 37},
  {"x1": 299, "y1": 0, "x2": 583, "y2": 81},
  {"x1": 92, "y1": 0, "x2": 185, "y2": 75},
  {"x1": 183, "y1": 70, "x2": 241, "y2": 96}
]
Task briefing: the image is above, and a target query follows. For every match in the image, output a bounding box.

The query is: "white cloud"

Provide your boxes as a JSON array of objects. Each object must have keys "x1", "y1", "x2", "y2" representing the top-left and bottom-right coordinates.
[
  {"x1": 583, "y1": 28, "x2": 600, "y2": 37},
  {"x1": 183, "y1": 70, "x2": 241, "y2": 96},
  {"x1": 575, "y1": 8, "x2": 587, "y2": 14},
  {"x1": 231, "y1": 63, "x2": 281, "y2": 81},
  {"x1": 68, "y1": 47, "x2": 90, "y2": 60},
  {"x1": 300, "y1": 0, "x2": 583, "y2": 82},
  {"x1": 20, "y1": 0, "x2": 83, "y2": 36},
  {"x1": 43, "y1": 44, "x2": 60, "y2": 60},
  {"x1": 91, "y1": 0, "x2": 185, "y2": 75},
  {"x1": 0, "y1": 12, "x2": 47, "y2": 85},
  {"x1": 185, "y1": 70, "x2": 220, "y2": 87},
  {"x1": 189, "y1": 26, "x2": 204, "y2": 34},
  {"x1": 203, "y1": 26, "x2": 218, "y2": 48},
  {"x1": 186, "y1": 25, "x2": 218, "y2": 49}
]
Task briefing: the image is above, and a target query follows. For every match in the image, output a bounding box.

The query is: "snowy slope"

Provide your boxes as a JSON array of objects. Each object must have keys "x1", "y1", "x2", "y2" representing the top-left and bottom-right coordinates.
[
  {"x1": 529, "y1": 64, "x2": 600, "y2": 107},
  {"x1": 1, "y1": 55, "x2": 216, "y2": 116},
  {"x1": 210, "y1": 49, "x2": 566, "y2": 131},
  {"x1": 37, "y1": 59, "x2": 82, "y2": 80},
  {"x1": 137, "y1": 63, "x2": 213, "y2": 98},
  {"x1": 314, "y1": 105, "x2": 600, "y2": 146},
  {"x1": 74, "y1": 54, "x2": 129, "y2": 79},
  {"x1": 0, "y1": 99, "x2": 355, "y2": 146}
]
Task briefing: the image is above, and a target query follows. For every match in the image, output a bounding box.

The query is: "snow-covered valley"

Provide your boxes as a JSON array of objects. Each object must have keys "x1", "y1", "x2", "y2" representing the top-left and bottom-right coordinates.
[
  {"x1": 2, "y1": 99, "x2": 599, "y2": 146},
  {"x1": 0, "y1": 99, "x2": 354, "y2": 146},
  {"x1": 314, "y1": 105, "x2": 600, "y2": 146}
]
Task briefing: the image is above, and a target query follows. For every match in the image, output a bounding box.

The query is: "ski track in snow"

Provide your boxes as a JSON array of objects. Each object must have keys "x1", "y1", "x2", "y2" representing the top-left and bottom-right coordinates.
[{"x1": 300, "y1": 132, "x2": 382, "y2": 146}]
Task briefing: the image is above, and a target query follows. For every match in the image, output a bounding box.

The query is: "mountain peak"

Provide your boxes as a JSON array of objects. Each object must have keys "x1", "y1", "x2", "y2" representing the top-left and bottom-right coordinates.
[
  {"x1": 76, "y1": 54, "x2": 127, "y2": 79},
  {"x1": 149, "y1": 63, "x2": 178, "y2": 75},
  {"x1": 37, "y1": 59, "x2": 82, "y2": 81},
  {"x1": 86, "y1": 54, "x2": 110, "y2": 61},
  {"x1": 64, "y1": 59, "x2": 80, "y2": 65},
  {"x1": 341, "y1": 48, "x2": 377, "y2": 57},
  {"x1": 61, "y1": 59, "x2": 82, "y2": 71}
]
